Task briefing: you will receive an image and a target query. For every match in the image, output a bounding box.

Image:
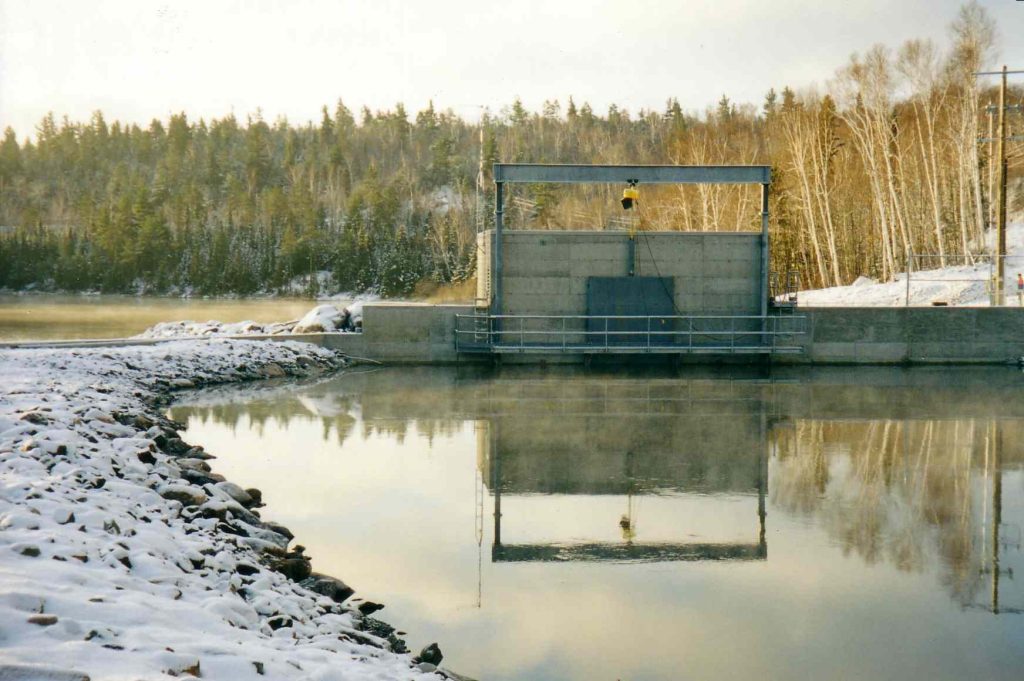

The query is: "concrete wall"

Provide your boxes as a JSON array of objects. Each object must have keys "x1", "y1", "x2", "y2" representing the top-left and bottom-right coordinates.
[
  {"x1": 777, "y1": 307, "x2": 1024, "y2": 364},
  {"x1": 16, "y1": 302, "x2": 1024, "y2": 366},
  {"x1": 320, "y1": 302, "x2": 475, "y2": 363},
  {"x1": 485, "y1": 230, "x2": 763, "y2": 317},
  {"x1": 332, "y1": 303, "x2": 1023, "y2": 367}
]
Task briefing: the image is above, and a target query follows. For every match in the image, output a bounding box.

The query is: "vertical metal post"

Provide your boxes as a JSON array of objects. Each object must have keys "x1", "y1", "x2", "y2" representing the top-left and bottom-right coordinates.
[
  {"x1": 491, "y1": 423, "x2": 501, "y2": 550},
  {"x1": 757, "y1": 406, "x2": 768, "y2": 558},
  {"x1": 760, "y1": 183, "x2": 770, "y2": 346},
  {"x1": 990, "y1": 258, "x2": 995, "y2": 307},
  {"x1": 493, "y1": 181, "x2": 504, "y2": 318},
  {"x1": 987, "y1": 101, "x2": 996, "y2": 229},
  {"x1": 905, "y1": 247, "x2": 911, "y2": 307},
  {"x1": 996, "y1": 65, "x2": 1008, "y2": 308},
  {"x1": 992, "y1": 419, "x2": 1002, "y2": 613}
]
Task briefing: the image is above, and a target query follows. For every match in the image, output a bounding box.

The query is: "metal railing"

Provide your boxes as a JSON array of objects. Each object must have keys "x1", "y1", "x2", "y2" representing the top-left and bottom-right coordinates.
[{"x1": 455, "y1": 314, "x2": 807, "y2": 354}]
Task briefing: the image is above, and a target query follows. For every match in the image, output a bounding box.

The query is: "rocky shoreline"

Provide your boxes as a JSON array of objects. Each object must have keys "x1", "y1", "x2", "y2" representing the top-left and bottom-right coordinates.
[{"x1": 0, "y1": 339, "x2": 457, "y2": 680}]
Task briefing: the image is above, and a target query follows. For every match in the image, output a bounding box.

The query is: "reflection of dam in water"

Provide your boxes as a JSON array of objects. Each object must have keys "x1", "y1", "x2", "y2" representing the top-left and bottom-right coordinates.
[
  {"x1": 475, "y1": 380, "x2": 769, "y2": 563},
  {"x1": 171, "y1": 366, "x2": 1024, "y2": 614}
]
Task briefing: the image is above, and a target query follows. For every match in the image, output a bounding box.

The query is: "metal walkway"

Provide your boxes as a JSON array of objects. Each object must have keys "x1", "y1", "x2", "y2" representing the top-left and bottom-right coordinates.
[{"x1": 455, "y1": 313, "x2": 806, "y2": 355}]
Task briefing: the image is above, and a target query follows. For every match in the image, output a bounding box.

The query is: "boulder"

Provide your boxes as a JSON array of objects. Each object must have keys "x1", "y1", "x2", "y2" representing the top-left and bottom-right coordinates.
[
  {"x1": 357, "y1": 601, "x2": 385, "y2": 616},
  {"x1": 161, "y1": 437, "x2": 191, "y2": 455},
  {"x1": 214, "y1": 482, "x2": 253, "y2": 507},
  {"x1": 261, "y1": 522, "x2": 293, "y2": 541},
  {"x1": 345, "y1": 302, "x2": 364, "y2": 330},
  {"x1": 176, "y1": 458, "x2": 212, "y2": 473},
  {"x1": 261, "y1": 363, "x2": 286, "y2": 379},
  {"x1": 273, "y1": 558, "x2": 312, "y2": 581},
  {"x1": 180, "y1": 469, "x2": 218, "y2": 487},
  {"x1": 158, "y1": 484, "x2": 208, "y2": 507},
  {"x1": 301, "y1": 573, "x2": 355, "y2": 604},
  {"x1": 293, "y1": 305, "x2": 344, "y2": 333},
  {"x1": 0, "y1": 664, "x2": 89, "y2": 681},
  {"x1": 417, "y1": 642, "x2": 444, "y2": 666}
]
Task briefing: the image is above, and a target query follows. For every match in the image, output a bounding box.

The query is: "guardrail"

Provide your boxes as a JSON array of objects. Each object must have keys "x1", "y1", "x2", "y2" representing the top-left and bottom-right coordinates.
[{"x1": 455, "y1": 314, "x2": 807, "y2": 354}]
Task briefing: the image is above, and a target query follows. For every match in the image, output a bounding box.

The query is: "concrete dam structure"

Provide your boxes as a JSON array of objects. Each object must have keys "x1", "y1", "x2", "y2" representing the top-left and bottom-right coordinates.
[{"x1": 312, "y1": 163, "x2": 1024, "y2": 366}]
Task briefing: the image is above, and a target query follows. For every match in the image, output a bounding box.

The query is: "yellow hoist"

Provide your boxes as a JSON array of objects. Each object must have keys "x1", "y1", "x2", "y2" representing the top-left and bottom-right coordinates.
[{"x1": 621, "y1": 180, "x2": 639, "y2": 210}]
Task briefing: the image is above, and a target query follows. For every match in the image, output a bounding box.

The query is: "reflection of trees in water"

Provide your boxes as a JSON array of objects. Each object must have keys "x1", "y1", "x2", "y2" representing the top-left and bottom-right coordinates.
[
  {"x1": 772, "y1": 418, "x2": 1001, "y2": 606},
  {"x1": 172, "y1": 375, "x2": 467, "y2": 448},
  {"x1": 176, "y1": 399, "x2": 359, "y2": 446}
]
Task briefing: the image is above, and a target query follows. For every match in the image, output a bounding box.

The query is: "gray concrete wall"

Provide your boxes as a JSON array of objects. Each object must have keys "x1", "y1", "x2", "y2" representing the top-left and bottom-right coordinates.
[
  {"x1": 23, "y1": 301, "x2": 1021, "y2": 366},
  {"x1": 305, "y1": 305, "x2": 1024, "y2": 365},
  {"x1": 487, "y1": 230, "x2": 762, "y2": 317},
  {"x1": 319, "y1": 302, "x2": 475, "y2": 363},
  {"x1": 776, "y1": 307, "x2": 1024, "y2": 364}
]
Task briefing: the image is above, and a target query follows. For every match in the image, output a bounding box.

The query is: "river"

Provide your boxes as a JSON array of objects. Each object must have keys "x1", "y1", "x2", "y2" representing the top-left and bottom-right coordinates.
[
  {"x1": 169, "y1": 365, "x2": 1024, "y2": 681},
  {"x1": 0, "y1": 294, "x2": 325, "y2": 340}
]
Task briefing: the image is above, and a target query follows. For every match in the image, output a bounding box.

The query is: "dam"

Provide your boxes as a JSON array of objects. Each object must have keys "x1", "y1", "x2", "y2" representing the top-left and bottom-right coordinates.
[{"x1": 313, "y1": 164, "x2": 1024, "y2": 366}]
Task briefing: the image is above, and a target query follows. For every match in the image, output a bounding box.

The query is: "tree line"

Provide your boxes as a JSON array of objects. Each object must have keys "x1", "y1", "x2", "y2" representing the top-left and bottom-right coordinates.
[{"x1": 0, "y1": 2, "x2": 1019, "y2": 296}]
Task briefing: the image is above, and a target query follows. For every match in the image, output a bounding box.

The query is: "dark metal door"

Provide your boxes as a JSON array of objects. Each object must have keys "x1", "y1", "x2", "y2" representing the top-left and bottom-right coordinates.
[{"x1": 586, "y1": 277, "x2": 675, "y2": 346}]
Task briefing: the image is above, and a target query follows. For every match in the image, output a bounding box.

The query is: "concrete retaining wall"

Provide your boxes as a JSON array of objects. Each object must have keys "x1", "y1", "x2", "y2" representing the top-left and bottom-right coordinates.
[
  {"x1": 320, "y1": 302, "x2": 475, "y2": 363},
  {"x1": 12, "y1": 303, "x2": 1022, "y2": 366},
  {"x1": 777, "y1": 307, "x2": 1024, "y2": 364},
  {"x1": 487, "y1": 230, "x2": 762, "y2": 316},
  {"x1": 324, "y1": 305, "x2": 1024, "y2": 366}
]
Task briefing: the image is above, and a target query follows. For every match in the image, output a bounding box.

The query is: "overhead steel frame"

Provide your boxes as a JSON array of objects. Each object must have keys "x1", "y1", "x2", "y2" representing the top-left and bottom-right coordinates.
[{"x1": 490, "y1": 163, "x2": 773, "y2": 328}]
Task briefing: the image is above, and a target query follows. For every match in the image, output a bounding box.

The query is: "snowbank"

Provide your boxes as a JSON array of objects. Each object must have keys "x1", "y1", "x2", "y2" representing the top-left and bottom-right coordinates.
[
  {"x1": 792, "y1": 264, "x2": 995, "y2": 307},
  {"x1": 293, "y1": 305, "x2": 345, "y2": 333},
  {"x1": 0, "y1": 341, "x2": 446, "y2": 680},
  {"x1": 134, "y1": 302, "x2": 367, "y2": 339},
  {"x1": 134, "y1": 319, "x2": 297, "y2": 339},
  {"x1": 790, "y1": 221, "x2": 1024, "y2": 307}
]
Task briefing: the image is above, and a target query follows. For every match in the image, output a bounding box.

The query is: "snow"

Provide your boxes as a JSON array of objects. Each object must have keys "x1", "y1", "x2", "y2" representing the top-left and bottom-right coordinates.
[
  {"x1": 134, "y1": 319, "x2": 298, "y2": 339},
  {"x1": 792, "y1": 264, "x2": 996, "y2": 307},
  {"x1": 134, "y1": 302, "x2": 370, "y2": 339},
  {"x1": 789, "y1": 221, "x2": 1024, "y2": 307},
  {"x1": 293, "y1": 305, "x2": 346, "y2": 334},
  {"x1": 0, "y1": 340, "x2": 444, "y2": 680}
]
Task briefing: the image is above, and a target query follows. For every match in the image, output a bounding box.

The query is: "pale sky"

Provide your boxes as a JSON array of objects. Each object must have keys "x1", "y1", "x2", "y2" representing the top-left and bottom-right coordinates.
[{"x1": 1, "y1": 0, "x2": 1021, "y2": 139}]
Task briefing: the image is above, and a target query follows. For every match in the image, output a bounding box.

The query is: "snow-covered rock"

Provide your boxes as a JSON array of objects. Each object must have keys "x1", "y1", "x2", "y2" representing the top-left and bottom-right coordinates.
[
  {"x1": 135, "y1": 319, "x2": 298, "y2": 339},
  {"x1": 0, "y1": 340, "x2": 440, "y2": 680},
  {"x1": 293, "y1": 305, "x2": 346, "y2": 333},
  {"x1": 347, "y1": 301, "x2": 364, "y2": 329},
  {"x1": 134, "y1": 301, "x2": 368, "y2": 340}
]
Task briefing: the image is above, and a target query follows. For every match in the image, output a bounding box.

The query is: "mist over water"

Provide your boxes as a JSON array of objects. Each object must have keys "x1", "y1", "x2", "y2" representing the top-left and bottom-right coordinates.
[
  {"x1": 0, "y1": 295, "x2": 322, "y2": 340},
  {"x1": 171, "y1": 366, "x2": 1024, "y2": 681}
]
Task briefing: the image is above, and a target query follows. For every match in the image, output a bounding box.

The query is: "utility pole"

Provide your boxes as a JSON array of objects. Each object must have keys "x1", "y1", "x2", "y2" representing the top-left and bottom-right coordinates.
[
  {"x1": 977, "y1": 66, "x2": 1023, "y2": 306},
  {"x1": 997, "y1": 66, "x2": 1007, "y2": 306}
]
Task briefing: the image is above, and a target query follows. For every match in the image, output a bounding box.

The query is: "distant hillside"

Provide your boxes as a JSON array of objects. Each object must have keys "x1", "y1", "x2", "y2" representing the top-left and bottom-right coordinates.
[{"x1": 0, "y1": 3, "x2": 1017, "y2": 296}]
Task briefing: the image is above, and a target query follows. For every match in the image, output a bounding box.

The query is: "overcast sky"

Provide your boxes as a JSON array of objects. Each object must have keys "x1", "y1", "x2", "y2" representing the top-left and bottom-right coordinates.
[{"x1": 1, "y1": 0, "x2": 1021, "y2": 139}]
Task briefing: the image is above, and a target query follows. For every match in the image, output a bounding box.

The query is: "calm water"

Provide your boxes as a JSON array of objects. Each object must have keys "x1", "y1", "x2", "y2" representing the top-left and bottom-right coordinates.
[
  {"x1": 170, "y1": 366, "x2": 1024, "y2": 681},
  {"x1": 0, "y1": 295, "x2": 322, "y2": 340}
]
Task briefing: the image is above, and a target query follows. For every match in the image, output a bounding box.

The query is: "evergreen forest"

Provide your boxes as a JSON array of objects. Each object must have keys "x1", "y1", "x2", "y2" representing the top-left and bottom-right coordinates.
[{"x1": 0, "y1": 2, "x2": 1020, "y2": 297}]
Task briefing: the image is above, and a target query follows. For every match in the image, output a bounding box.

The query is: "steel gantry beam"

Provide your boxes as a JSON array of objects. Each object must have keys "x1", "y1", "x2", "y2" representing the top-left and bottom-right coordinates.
[{"x1": 493, "y1": 164, "x2": 771, "y2": 185}]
